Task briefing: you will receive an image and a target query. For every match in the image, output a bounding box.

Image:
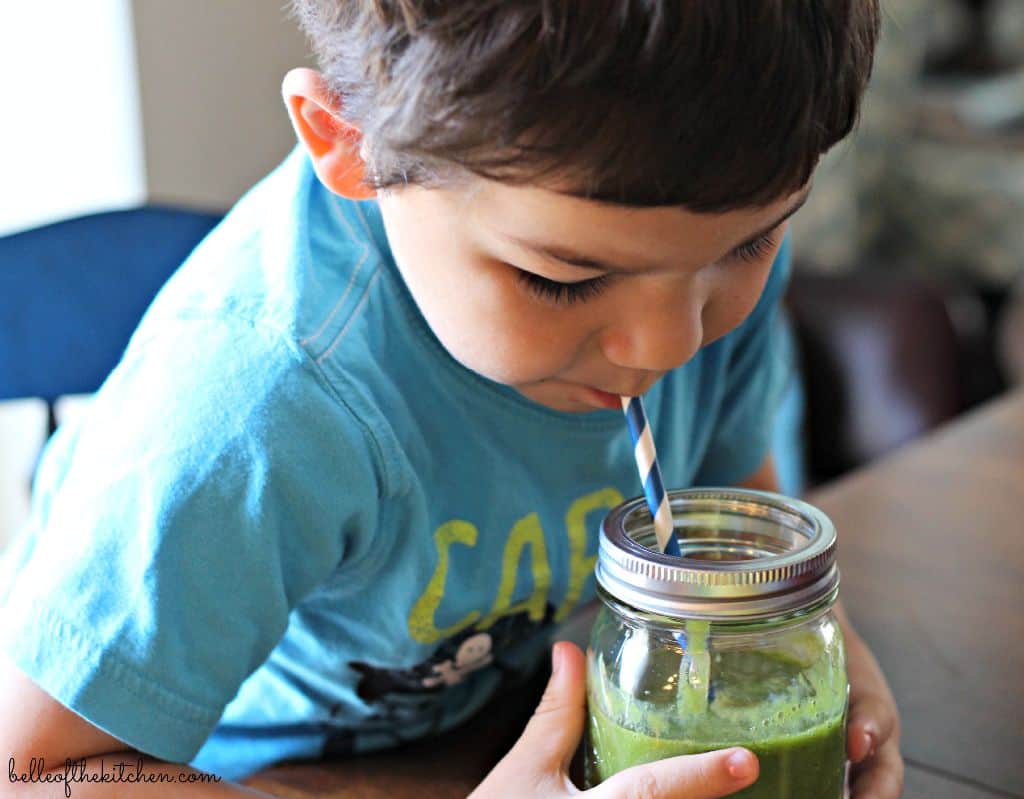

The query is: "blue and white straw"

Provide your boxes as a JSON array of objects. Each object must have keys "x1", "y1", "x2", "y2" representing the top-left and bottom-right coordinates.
[
  {"x1": 622, "y1": 395, "x2": 712, "y2": 709},
  {"x1": 621, "y1": 395, "x2": 682, "y2": 557}
]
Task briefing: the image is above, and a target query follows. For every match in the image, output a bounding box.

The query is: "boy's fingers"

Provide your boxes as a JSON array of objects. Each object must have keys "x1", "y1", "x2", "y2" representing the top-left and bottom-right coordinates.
[
  {"x1": 847, "y1": 692, "x2": 898, "y2": 763},
  {"x1": 589, "y1": 747, "x2": 758, "y2": 799},
  {"x1": 850, "y1": 738, "x2": 904, "y2": 799},
  {"x1": 508, "y1": 641, "x2": 587, "y2": 773}
]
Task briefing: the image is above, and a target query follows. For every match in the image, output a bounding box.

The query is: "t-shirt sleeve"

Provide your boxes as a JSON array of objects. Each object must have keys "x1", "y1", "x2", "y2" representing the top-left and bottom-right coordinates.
[
  {"x1": 692, "y1": 233, "x2": 796, "y2": 486},
  {"x1": 0, "y1": 315, "x2": 385, "y2": 763}
]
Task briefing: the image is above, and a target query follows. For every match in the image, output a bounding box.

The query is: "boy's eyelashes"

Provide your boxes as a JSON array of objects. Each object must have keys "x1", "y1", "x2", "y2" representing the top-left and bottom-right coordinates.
[
  {"x1": 515, "y1": 269, "x2": 612, "y2": 306},
  {"x1": 731, "y1": 232, "x2": 779, "y2": 264},
  {"x1": 511, "y1": 231, "x2": 780, "y2": 307}
]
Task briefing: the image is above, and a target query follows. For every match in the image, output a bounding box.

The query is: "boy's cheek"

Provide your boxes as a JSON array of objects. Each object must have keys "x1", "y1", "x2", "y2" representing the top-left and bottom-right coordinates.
[
  {"x1": 700, "y1": 270, "x2": 774, "y2": 345},
  {"x1": 405, "y1": 275, "x2": 580, "y2": 386},
  {"x1": 701, "y1": 297, "x2": 756, "y2": 346},
  {"x1": 433, "y1": 314, "x2": 573, "y2": 387}
]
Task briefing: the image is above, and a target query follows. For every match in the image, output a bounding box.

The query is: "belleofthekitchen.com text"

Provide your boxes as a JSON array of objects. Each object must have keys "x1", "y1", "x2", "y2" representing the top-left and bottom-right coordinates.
[{"x1": 9, "y1": 756, "x2": 223, "y2": 797}]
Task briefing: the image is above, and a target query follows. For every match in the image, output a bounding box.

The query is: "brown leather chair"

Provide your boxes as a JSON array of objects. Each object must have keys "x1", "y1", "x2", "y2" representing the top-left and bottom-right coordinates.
[{"x1": 785, "y1": 267, "x2": 998, "y2": 483}]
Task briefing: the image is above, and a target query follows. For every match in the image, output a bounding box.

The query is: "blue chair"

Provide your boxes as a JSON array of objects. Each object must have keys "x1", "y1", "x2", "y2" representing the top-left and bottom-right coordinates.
[{"x1": 0, "y1": 207, "x2": 222, "y2": 429}]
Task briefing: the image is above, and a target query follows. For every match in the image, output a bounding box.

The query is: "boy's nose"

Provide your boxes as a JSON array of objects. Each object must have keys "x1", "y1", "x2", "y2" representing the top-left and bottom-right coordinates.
[{"x1": 599, "y1": 302, "x2": 703, "y2": 374}]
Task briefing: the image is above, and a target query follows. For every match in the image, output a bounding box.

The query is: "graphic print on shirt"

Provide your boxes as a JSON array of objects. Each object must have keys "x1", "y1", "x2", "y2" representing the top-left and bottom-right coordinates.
[{"x1": 328, "y1": 606, "x2": 556, "y2": 754}]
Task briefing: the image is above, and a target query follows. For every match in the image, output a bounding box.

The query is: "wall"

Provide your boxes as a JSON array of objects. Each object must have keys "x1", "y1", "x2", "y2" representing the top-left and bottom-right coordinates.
[
  {"x1": 130, "y1": 0, "x2": 312, "y2": 211},
  {"x1": 0, "y1": 0, "x2": 145, "y2": 237}
]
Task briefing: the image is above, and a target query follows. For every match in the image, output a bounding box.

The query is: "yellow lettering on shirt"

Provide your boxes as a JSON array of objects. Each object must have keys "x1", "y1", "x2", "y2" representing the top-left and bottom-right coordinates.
[
  {"x1": 554, "y1": 487, "x2": 623, "y2": 622},
  {"x1": 407, "y1": 486, "x2": 623, "y2": 643},
  {"x1": 407, "y1": 520, "x2": 481, "y2": 644},
  {"x1": 478, "y1": 512, "x2": 551, "y2": 630}
]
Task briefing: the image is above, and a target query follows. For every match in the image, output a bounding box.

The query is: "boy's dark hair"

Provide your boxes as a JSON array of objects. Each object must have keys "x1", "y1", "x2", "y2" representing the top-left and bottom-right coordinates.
[{"x1": 291, "y1": 0, "x2": 880, "y2": 211}]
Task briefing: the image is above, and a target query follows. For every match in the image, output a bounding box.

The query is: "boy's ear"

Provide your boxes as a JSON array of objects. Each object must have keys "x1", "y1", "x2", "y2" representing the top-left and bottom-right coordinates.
[{"x1": 282, "y1": 67, "x2": 375, "y2": 200}]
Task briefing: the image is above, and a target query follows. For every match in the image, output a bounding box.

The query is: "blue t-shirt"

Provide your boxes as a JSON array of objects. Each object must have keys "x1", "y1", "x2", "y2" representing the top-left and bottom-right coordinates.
[{"x1": 0, "y1": 148, "x2": 794, "y2": 780}]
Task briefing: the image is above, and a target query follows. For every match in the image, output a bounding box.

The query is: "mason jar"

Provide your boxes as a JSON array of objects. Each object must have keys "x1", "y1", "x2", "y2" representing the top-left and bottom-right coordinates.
[{"x1": 585, "y1": 489, "x2": 848, "y2": 798}]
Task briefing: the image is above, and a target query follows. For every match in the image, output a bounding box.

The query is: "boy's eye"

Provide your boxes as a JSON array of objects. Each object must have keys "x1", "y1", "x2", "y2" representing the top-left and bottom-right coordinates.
[
  {"x1": 730, "y1": 232, "x2": 779, "y2": 264},
  {"x1": 511, "y1": 232, "x2": 778, "y2": 306},
  {"x1": 515, "y1": 269, "x2": 612, "y2": 306}
]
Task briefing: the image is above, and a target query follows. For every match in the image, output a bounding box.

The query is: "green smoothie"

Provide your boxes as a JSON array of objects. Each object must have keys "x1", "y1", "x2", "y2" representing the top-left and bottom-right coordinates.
[
  {"x1": 587, "y1": 703, "x2": 845, "y2": 798},
  {"x1": 585, "y1": 642, "x2": 847, "y2": 798}
]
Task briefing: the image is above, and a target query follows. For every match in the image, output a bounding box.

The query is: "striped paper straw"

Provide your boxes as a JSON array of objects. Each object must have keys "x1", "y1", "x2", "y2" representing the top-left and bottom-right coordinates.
[
  {"x1": 622, "y1": 396, "x2": 710, "y2": 708},
  {"x1": 621, "y1": 395, "x2": 682, "y2": 557}
]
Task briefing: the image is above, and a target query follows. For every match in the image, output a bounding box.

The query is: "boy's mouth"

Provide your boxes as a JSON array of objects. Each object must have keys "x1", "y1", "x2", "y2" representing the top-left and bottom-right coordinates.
[
  {"x1": 523, "y1": 378, "x2": 659, "y2": 412},
  {"x1": 582, "y1": 386, "x2": 625, "y2": 410}
]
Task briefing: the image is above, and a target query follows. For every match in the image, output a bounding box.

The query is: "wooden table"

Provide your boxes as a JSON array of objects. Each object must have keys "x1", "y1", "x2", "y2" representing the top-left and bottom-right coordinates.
[
  {"x1": 812, "y1": 389, "x2": 1024, "y2": 798},
  {"x1": 244, "y1": 391, "x2": 1024, "y2": 798}
]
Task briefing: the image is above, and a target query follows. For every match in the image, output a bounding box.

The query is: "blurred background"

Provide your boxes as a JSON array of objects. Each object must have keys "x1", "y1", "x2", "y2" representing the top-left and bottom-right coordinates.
[{"x1": 1, "y1": 0, "x2": 1023, "y2": 551}]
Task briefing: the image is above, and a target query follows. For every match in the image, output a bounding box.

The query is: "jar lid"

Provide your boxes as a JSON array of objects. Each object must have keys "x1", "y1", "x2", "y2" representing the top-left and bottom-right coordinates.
[{"x1": 596, "y1": 488, "x2": 839, "y2": 619}]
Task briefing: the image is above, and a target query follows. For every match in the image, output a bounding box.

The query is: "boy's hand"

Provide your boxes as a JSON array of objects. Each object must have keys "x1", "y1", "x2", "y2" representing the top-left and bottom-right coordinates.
[
  {"x1": 844, "y1": 629, "x2": 904, "y2": 798},
  {"x1": 469, "y1": 641, "x2": 759, "y2": 799}
]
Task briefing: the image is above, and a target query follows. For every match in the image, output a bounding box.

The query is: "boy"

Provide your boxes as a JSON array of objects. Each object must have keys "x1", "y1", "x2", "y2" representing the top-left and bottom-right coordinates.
[{"x1": 0, "y1": 2, "x2": 901, "y2": 797}]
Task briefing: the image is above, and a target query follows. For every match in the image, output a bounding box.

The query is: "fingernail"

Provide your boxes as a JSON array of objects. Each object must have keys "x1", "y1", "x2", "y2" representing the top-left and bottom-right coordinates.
[
  {"x1": 551, "y1": 644, "x2": 563, "y2": 676},
  {"x1": 861, "y1": 722, "x2": 878, "y2": 758},
  {"x1": 851, "y1": 729, "x2": 876, "y2": 762},
  {"x1": 727, "y1": 749, "x2": 753, "y2": 780}
]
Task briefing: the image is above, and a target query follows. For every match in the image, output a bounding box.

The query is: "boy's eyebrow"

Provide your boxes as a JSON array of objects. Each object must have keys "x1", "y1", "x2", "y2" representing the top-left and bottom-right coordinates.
[{"x1": 508, "y1": 187, "x2": 812, "y2": 275}]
